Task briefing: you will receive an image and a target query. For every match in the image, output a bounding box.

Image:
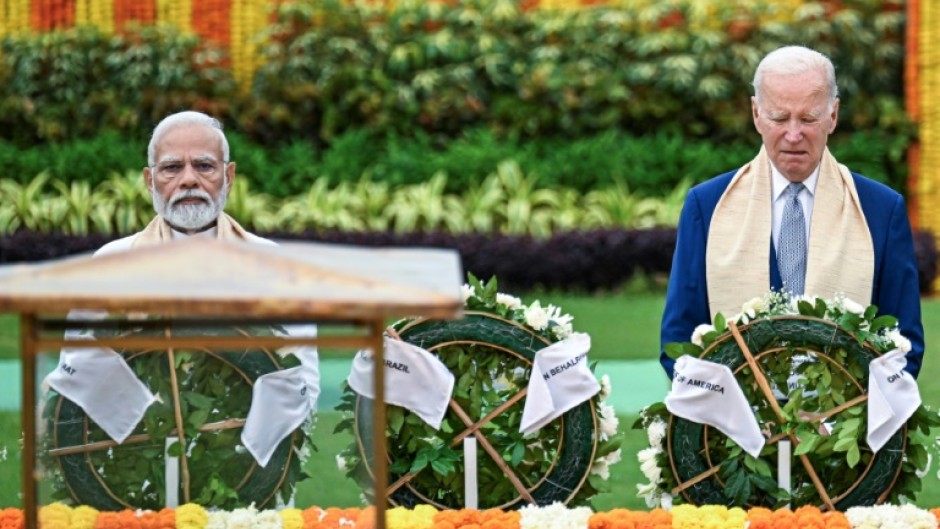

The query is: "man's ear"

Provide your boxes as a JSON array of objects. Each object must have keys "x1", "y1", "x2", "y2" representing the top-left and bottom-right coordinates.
[
  {"x1": 143, "y1": 166, "x2": 154, "y2": 192},
  {"x1": 225, "y1": 162, "x2": 236, "y2": 192}
]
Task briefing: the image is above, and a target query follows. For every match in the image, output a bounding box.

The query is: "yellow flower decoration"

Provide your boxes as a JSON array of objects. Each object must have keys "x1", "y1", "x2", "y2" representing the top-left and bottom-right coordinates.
[
  {"x1": 39, "y1": 503, "x2": 72, "y2": 529},
  {"x1": 175, "y1": 503, "x2": 208, "y2": 529},
  {"x1": 70, "y1": 505, "x2": 99, "y2": 529},
  {"x1": 386, "y1": 505, "x2": 438, "y2": 529},
  {"x1": 279, "y1": 508, "x2": 304, "y2": 529}
]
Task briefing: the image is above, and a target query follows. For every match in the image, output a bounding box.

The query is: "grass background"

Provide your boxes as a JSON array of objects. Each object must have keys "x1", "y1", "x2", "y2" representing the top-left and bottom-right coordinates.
[{"x1": 0, "y1": 289, "x2": 936, "y2": 510}]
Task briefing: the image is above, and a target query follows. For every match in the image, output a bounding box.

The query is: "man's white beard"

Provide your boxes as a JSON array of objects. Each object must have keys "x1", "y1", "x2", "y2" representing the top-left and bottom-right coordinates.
[{"x1": 152, "y1": 181, "x2": 228, "y2": 232}]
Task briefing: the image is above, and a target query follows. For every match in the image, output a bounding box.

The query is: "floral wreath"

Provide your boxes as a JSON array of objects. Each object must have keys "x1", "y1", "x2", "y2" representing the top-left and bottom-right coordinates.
[
  {"x1": 43, "y1": 324, "x2": 313, "y2": 510},
  {"x1": 335, "y1": 274, "x2": 623, "y2": 509},
  {"x1": 635, "y1": 291, "x2": 939, "y2": 510}
]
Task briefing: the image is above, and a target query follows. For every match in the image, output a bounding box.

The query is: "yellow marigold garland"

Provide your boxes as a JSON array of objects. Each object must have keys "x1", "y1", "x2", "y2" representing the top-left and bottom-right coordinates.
[
  {"x1": 174, "y1": 504, "x2": 207, "y2": 529},
  {"x1": 670, "y1": 504, "x2": 747, "y2": 529},
  {"x1": 279, "y1": 508, "x2": 305, "y2": 529}
]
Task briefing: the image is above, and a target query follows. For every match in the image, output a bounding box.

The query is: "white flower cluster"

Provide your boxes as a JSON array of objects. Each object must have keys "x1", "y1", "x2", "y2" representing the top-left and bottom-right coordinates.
[
  {"x1": 519, "y1": 502, "x2": 593, "y2": 529},
  {"x1": 845, "y1": 504, "x2": 938, "y2": 529},
  {"x1": 699, "y1": 291, "x2": 913, "y2": 355},
  {"x1": 589, "y1": 374, "x2": 620, "y2": 481},
  {"x1": 635, "y1": 415, "x2": 672, "y2": 509},
  {"x1": 204, "y1": 505, "x2": 281, "y2": 529},
  {"x1": 462, "y1": 283, "x2": 575, "y2": 340}
]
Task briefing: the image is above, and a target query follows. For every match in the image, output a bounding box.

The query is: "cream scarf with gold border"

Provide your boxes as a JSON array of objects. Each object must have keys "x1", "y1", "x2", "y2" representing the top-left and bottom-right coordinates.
[
  {"x1": 131, "y1": 212, "x2": 252, "y2": 248},
  {"x1": 705, "y1": 147, "x2": 874, "y2": 318}
]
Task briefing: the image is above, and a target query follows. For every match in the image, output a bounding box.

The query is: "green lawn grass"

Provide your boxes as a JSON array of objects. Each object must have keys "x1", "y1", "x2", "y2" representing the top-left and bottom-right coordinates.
[{"x1": 0, "y1": 293, "x2": 938, "y2": 510}]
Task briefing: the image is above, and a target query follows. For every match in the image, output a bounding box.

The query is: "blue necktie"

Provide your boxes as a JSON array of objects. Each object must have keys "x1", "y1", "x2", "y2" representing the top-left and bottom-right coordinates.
[{"x1": 778, "y1": 182, "x2": 807, "y2": 295}]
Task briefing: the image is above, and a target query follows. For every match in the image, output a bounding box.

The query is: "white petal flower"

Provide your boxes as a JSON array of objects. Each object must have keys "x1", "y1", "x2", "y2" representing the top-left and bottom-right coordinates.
[
  {"x1": 205, "y1": 512, "x2": 228, "y2": 529},
  {"x1": 691, "y1": 323, "x2": 716, "y2": 347},
  {"x1": 520, "y1": 502, "x2": 592, "y2": 529},
  {"x1": 841, "y1": 297, "x2": 866, "y2": 315},
  {"x1": 590, "y1": 457, "x2": 610, "y2": 480},
  {"x1": 740, "y1": 296, "x2": 766, "y2": 319},
  {"x1": 598, "y1": 403, "x2": 619, "y2": 441},
  {"x1": 524, "y1": 301, "x2": 550, "y2": 331},
  {"x1": 887, "y1": 328, "x2": 912, "y2": 353},
  {"x1": 604, "y1": 448, "x2": 622, "y2": 466},
  {"x1": 461, "y1": 284, "x2": 475, "y2": 303},
  {"x1": 638, "y1": 446, "x2": 663, "y2": 483},
  {"x1": 496, "y1": 292, "x2": 523, "y2": 310},
  {"x1": 598, "y1": 374, "x2": 611, "y2": 401},
  {"x1": 659, "y1": 492, "x2": 673, "y2": 509},
  {"x1": 336, "y1": 454, "x2": 348, "y2": 472},
  {"x1": 647, "y1": 419, "x2": 667, "y2": 447}
]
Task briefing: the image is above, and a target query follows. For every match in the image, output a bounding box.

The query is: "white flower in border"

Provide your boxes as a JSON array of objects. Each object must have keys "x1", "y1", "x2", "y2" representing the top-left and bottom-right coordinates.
[
  {"x1": 846, "y1": 504, "x2": 937, "y2": 529},
  {"x1": 496, "y1": 292, "x2": 523, "y2": 310},
  {"x1": 227, "y1": 505, "x2": 258, "y2": 529},
  {"x1": 647, "y1": 419, "x2": 667, "y2": 447},
  {"x1": 598, "y1": 374, "x2": 611, "y2": 401},
  {"x1": 254, "y1": 510, "x2": 282, "y2": 529},
  {"x1": 520, "y1": 502, "x2": 593, "y2": 529},
  {"x1": 205, "y1": 511, "x2": 228, "y2": 529},
  {"x1": 691, "y1": 323, "x2": 716, "y2": 347},
  {"x1": 524, "y1": 300, "x2": 550, "y2": 331},
  {"x1": 336, "y1": 454, "x2": 348, "y2": 472},
  {"x1": 598, "y1": 403, "x2": 618, "y2": 441},
  {"x1": 887, "y1": 328, "x2": 912, "y2": 354},
  {"x1": 461, "y1": 284, "x2": 475, "y2": 303}
]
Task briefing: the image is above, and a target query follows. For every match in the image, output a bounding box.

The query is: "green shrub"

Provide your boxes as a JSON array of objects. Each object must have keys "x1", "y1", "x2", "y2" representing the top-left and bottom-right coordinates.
[
  {"x1": 0, "y1": 24, "x2": 235, "y2": 145},
  {"x1": 0, "y1": 128, "x2": 907, "y2": 197}
]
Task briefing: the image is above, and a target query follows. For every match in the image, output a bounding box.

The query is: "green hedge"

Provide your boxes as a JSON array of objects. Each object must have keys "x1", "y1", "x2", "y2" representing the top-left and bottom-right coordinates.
[
  {"x1": 0, "y1": 0, "x2": 911, "y2": 148},
  {"x1": 0, "y1": 128, "x2": 908, "y2": 197}
]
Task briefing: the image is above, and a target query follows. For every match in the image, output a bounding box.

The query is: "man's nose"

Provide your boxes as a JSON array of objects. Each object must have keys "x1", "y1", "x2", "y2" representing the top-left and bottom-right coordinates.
[
  {"x1": 784, "y1": 121, "x2": 803, "y2": 142},
  {"x1": 179, "y1": 162, "x2": 200, "y2": 187}
]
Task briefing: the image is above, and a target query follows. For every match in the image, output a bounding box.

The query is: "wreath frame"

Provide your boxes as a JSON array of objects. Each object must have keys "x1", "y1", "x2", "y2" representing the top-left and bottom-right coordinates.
[
  {"x1": 666, "y1": 315, "x2": 905, "y2": 509},
  {"x1": 350, "y1": 311, "x2": 599, "y2": 509},
  {"x1": 46, "y1": 329, "x2": 305, "y2": 511}
]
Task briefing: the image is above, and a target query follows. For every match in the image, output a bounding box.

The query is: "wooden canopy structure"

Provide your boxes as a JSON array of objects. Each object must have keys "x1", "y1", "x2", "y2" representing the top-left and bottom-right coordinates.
[{"x1": 0, "y1": 237, "x2": 464, "y2": 529}]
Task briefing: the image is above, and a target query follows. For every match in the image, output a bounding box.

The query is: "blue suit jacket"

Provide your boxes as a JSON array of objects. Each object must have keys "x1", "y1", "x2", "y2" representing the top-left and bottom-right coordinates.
[{"x1": 660, "y1": 169, "x2": 925, "y2": 379}]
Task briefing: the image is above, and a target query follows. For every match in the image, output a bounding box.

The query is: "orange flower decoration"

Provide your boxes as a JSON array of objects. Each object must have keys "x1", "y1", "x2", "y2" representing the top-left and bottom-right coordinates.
[
  {"x1": 139, "y1": 508, "x2": 174, "y2": 529},
  {"x1": 0, "y1": 508, "x2": 23, "y2": 529},
  {"x1": 746, "y1": 505, "x2": 849, "y2": 529},
  {"x1": 589, "y1": 508, "x2": 672, "y2": 529},
  {"x1": 92, "y1": 510, "x2": 140, "y2": 529}
]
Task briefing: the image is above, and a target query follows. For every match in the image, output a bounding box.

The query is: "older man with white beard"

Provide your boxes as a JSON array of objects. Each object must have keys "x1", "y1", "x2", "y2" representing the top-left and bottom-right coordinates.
[
  {"x1": 45, "y1": 110, "x2": 320, "y2": 472},
  {"x1": 97, "y1": 110, "x2": 270, "y2": 252}
]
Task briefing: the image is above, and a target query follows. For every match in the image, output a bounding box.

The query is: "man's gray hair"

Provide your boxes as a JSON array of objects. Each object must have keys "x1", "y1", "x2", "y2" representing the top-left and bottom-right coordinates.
[
  {"x1": 752, "y1": 46, "x2": 838, "y2": 111},
  {"x1": 147, "y1": 111, "x2": 230, "y2": 166}
]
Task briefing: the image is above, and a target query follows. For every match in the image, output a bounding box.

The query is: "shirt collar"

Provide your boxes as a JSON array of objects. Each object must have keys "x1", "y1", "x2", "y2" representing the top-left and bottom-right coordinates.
[
  {"x1": 771, "y1": 163, "x2": 820, "y2": 202},
  {"x1": 170, "y1": 225, "x2": 218, "y2": 239}
]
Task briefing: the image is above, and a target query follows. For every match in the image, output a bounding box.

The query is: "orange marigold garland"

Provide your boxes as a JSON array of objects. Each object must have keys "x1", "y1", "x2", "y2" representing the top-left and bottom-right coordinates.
[
  {"x1": 93, "y1": 510, "x2": 141, "y2": 529},
  {"x1": 588, "y1": 508, "x2": 672, "y2": 529},
  {"x1": 0, "y1": 507, "x2": 23, "y2": 529},
  {"x1": 138, "y1": 508, "x2": 174, "y2": 529}
]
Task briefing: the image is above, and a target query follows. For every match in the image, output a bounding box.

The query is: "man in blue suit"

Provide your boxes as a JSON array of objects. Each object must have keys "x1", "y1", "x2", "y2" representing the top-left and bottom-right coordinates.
[{"x1": 660, "y1": 45, "x2": 924, "y2": 380}]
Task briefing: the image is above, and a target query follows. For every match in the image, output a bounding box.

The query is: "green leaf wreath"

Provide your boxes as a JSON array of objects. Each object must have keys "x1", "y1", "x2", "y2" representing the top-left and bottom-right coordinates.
[
  {"x1": 335, "y1": 274, "x2": 623, "y2": 509},
  {"x1": 42, "y1": 324, "x2": 314, "y2": 510},
  {"x1": 634, "y1": 291, "x2": 939, "y2": 509}
]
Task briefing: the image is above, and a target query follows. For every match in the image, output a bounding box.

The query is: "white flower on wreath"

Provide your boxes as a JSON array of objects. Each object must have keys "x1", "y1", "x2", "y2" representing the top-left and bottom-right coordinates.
[
  {"x1": 839, "y1": 296, "x2": 866, "y2": 316},
  {"x1": 887, "y1": 328, "x2": 912, "y2": 354},
  {"x1": 590, "y1": 448, "x2": 623, "y2": 480},
  {"x1": 461, "y1": 284, "x2": 476, "y2": 303},
  {"x1": 227, "y1": 505, "x2": 258, "y2": 529},
  {"x1": 598, "y1": 403, "x2": 618, "y2": 442},
  {"x1": 638, "y1": 446, "x2": 663, "y2": 484},
  {"x1": 598, "y1": 374, "x2": 611, "y2": 401},
  {"x1": 691, "y1": 323, "x2": 716, "y2": 347},
  {"x1": 496, "y1": 292, "x2": 523, "y2": 311},
  {"x1": 741, "y1": 296, "x2": 767, "y2": 321},
  {"x1": 336, "y1": 454, "x2": 348, "y2": 472},
  {"x1": 524, "y1": 300, "x2": 550, "y2": 331},
  {"x1": 647, "y1": 418, "x2": 667, "y2": 447}
]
